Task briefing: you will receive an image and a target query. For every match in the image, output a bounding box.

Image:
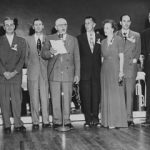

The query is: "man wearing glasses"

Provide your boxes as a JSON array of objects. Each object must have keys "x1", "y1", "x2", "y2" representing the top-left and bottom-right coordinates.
[
  {"x1": 0, "y1": 17, "x2": 26, "y2": 134},
  {"x1": 41, "y1": 18, "x2": 80, "y2": 129}
]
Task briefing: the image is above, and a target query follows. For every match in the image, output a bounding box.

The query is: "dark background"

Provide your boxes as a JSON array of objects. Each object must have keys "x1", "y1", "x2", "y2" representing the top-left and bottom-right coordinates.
[{"x1": 0, "y1": 0, "x2": 150, "y2": 37}]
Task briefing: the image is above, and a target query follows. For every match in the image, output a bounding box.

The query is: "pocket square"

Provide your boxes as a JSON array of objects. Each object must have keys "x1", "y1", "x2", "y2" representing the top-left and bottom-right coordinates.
[
  {"x1": 96, "y1": 38, "x2": 101, "y2": 44},
  {"x1": 11, "y1": 44, "x2": 18, "y2": 51}
]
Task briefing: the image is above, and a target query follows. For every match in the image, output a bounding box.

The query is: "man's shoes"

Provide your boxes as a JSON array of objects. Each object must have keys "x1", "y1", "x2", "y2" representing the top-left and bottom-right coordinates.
[
  {"x1": 4, "y1": 127, "x2": 11, "y2": 134},
  {"x1": 32, "y1": 124, "x2": 39, "y2": 130},
  {"x1": 93, "y1": 122, "x2": 101, "y2": 128},
  {"x1": 65, "y1": 123, "x2": 74, "y2": 129},
  {"x1": 84, "y1": 123, "x2": 91, "y2": 128},
  {"x1": 128, "y1": 121, "x2": 135, "y2": 127},
  {"x1": 14, "y1": 126, "x2": 26, "y2": 132},
  {"x1": 53, "y1": 124, "x2": 62, "y2": 129},
  {"x1": 42, "y1": 123, "x2": 51, "y2": 128}
]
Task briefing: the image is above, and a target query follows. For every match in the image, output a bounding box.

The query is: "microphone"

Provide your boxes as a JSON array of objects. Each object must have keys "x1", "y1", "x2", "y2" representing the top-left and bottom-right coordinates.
[{"x1": 58, "y1": 34, "x2": 63, "y2": 40}]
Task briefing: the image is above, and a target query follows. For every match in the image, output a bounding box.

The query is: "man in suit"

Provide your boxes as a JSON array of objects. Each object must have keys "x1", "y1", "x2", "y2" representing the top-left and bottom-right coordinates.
[
  {"x1": 141, "y1": 27, "x2": 150, "y2": 124},
  {"x1": 41, "y1": 18, "x2": 80, "y2": 129},
  {"x1": 26, "y1": 19, "x2": 51, "y2": 130},
  {"x1": 77, "y1": 16, "x2": 102, "y2": 128},
  {"x1": 117, "y1": 14, "x2": 141, "y2": 126},
  {"x1": 0, "y1": 17, "x2": 26, "y2": 134}
]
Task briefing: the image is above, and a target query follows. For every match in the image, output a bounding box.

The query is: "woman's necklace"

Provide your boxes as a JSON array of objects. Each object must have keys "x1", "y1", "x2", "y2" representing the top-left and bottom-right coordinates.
[{"x1": 107, "y1": 35, "x2": 114, "y2": 46}]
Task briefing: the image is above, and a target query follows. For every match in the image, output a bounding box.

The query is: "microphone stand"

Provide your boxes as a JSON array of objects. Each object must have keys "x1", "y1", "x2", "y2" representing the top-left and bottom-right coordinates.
[{"x1": 55, "y1": 35, "x2": 71, "y2": 132}]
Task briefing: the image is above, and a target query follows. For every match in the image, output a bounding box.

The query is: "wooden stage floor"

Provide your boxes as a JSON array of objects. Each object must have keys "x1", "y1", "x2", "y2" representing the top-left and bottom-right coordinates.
[{"x1": 0, "y1": 122, "x2": 150, "y2": 150}]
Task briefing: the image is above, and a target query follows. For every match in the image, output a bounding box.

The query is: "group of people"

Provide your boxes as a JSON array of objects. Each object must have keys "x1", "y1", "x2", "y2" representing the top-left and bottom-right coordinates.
[{"x1": 0, "y1": 13, "x2": 149, "y2": 134}]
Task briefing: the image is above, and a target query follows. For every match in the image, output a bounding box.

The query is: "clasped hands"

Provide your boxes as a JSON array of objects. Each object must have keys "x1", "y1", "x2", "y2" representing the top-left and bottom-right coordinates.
[{"x1": 3, "y1": 70, "x2": 17, "y2": 80}]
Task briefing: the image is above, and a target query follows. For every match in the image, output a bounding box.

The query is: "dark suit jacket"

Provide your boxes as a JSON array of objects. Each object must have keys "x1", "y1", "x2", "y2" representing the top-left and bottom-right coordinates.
[
  {"x1": 77, "y1": 32, "x2": 102, "y2": 81},
  {"x1": 41, "y1": 33, "x2": 80, "y2": 82},
  {"x1": 0, "y1": 34, "x2": 26, "y2": 84},
  {"x1": 141, "y1": 28, "x2": 150, "y2": 74}
]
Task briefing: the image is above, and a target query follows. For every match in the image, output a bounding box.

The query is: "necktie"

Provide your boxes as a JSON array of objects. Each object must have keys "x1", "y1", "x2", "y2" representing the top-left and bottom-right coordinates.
[
  {"x1": 89, "y1": 34, "x2": 95, "y2": 53},
  {"x1": 37, "y1": 38, "x2": 41, "y2": 56},
  {"x1": 123, "y1": 32, "x2": 127, "y2": 41}
]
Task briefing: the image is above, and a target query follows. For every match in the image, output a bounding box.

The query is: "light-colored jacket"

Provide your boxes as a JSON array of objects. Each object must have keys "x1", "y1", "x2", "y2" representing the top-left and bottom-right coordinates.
[
  {"x1": 41, "y1": 33, "x2": 80, "y2": 82},
  {"x1": 25, "y1": 35, "x2": 48, "y2": 81},
  {"x1": 117, "y1": 30, "x2": 141, "y2": 78}
]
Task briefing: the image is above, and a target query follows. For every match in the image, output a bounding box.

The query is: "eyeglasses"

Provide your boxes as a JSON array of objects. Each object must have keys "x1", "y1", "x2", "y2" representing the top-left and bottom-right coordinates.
[{"x1": 57, "y1": 24, "x2": 67, "y2": 27}]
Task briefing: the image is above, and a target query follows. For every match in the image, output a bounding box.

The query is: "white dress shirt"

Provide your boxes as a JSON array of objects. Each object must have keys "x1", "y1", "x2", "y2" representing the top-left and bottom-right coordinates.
[
  {"x1": 6, "y1": 34, "x2": 14, "y2": 46},
  {"x1": 121, "y1": 29, "x2": 129, "y2": 38},
  {"x1": 34, "y1": 34, "x2": 43, "y2": 44}
]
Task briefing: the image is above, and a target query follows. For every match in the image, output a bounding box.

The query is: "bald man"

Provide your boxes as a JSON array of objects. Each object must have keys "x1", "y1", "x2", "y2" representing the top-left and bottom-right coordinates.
[{"x1": 41, "y1": 18, "x2": 80, "y2": 129}]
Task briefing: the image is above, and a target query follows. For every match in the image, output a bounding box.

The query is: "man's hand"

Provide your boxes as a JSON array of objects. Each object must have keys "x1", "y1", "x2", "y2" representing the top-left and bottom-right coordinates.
[
  {"x1": 133, "y1": 58, "x2": 137, "y2": 63},
  {"x1": 74, "y1": 75, "x2": 79, "y2": 84},
  {"x1": 3, "y1": 72, "x2": 11, "y2": 80},
  {"x1": 50, "y1": 47, "x2": 57, "y2": 56},
  {"x1": 10, "y1": 70, "x2": 18, "y2": 78}
]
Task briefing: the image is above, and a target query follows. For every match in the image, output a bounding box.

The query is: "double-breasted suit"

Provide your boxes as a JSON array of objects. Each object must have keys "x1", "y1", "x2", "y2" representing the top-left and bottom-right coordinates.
[
  {"x1": 141, "y1": 28, "x2": 150, "y2": 121},
  {"x1": 41, "y1": 33, "x2": 80, "y2": 125},
  {"x1": 0, "y1": 34, "x2": 26, "y2": 128},
  {"x1": 117, "y1": 30, "x2": 141, "y2": 121},
  {"x1": 25, "y1": 34, "x2": 49, "y2": 125},
  {"x1": 77, "y1": 32, "x2": 102, "y2": 124}
]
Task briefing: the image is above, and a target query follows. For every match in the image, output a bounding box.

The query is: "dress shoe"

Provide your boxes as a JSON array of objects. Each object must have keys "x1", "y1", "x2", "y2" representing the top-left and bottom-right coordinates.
[
  {"x1": 93, "y1": 122, "x2": 101, "y2": 127},
  {"x1": 42, "y1": 123, "x2": 51, "y2": 128},
  {"x1": 53, "y1": 124, "x2": 62, "y2": 129},
  {"x1": 4, "y1": 127, "x2": 11, "y2": 134},
  {"x1": 109, "y1": 126, "x2": 115, "y2": 129},
  {"x1": 65, "y1": 123, "x2": 74, "y2": 129},
  {"x1": 32, "y1": 124, "x2": 39, "y2": 130},
  {"x1": 146, "y1": 119, "x2": 150, "y2": 124},
  {"x1": 84, "y1": 123, "x2": 91, "y2": 128},
  {"x1": 128, "y1": 121, "x2": 135, "y2": 127},
  {"x1": 14, "y1": 126, "x2": 26, "y2": 132}
]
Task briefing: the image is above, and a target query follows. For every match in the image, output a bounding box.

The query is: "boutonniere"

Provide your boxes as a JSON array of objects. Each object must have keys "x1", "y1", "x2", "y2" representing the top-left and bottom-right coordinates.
[
  {"x1": 11, "y1": 44, "x2": 18, "y2": 51},
  {"x1": 96, "y1": 38, "x2": 101, "y2": 44},
  {"x1": 127, "y1": 36, "x2": 136, "y2": 43}
]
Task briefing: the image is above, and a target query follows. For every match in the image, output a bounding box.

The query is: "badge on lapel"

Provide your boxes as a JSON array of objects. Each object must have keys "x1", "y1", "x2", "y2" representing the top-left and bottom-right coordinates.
[
  {"x1": 11, "y1": 44, "x2": 18, "y2": 51},
  {"x1": 127, "y1": 36, "x2": 136, "y2": 43},
  {"x1": 95, "y1": 31, "x2": 101, "y2": 44},
  {"x1": 96, "y1": 38, "x2": 101, "y2": 44}
]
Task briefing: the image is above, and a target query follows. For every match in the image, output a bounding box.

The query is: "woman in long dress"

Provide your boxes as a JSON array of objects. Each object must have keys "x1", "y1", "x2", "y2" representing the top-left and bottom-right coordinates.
[{"x1": 101, "y1": 19, "x2": 128, "y2": 128}]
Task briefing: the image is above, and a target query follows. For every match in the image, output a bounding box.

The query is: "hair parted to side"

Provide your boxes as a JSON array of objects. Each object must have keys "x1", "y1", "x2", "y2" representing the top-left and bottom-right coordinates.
[
  {"x1": 3, "y1": 17, "x2": 14, "y2": 24},
  {"x1": 120, "y1": 14, "x2": 131, "y2": 21},
  {"x1": 33, "y1": 18, "x2": 43, "y2": 25},
  {"x1": 85, "y1": 16, "x2": 96, "y2": 23}
]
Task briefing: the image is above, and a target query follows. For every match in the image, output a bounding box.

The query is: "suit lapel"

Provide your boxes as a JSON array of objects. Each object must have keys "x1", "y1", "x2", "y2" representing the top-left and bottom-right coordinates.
[
  {"x1": 65, "y1": 34, "x2": 71, "y2": 53},
  {"x1": 4, "y1": 35, "x2": 12, "y2": 48},
  {"x1": 93, "y1": 33, "x2": 100, "y2": 54},
  {"x1": 83, "y1": 33, "x2": 92, "y2": 54},
  {"x1": 117, "y1": 30, "x2": 124, "y2": 38}
]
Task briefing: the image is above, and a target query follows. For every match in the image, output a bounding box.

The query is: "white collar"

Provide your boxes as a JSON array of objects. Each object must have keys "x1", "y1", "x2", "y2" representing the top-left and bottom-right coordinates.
[
  {"x1": 6, "y1": 33, "x2": 14, "y2": 38},
  {"x1": 34, "y1": 33, "x2": 43, "y2": 41},
  {"x1": 87, "y1": 31, "x2": 95, "y2": 37},
  {"x1": 121, "y1": 29, "x2": 129, "y2": 37},
  {"x1": 58, "y1": 33, "x2": 67, "y2": 41}
]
